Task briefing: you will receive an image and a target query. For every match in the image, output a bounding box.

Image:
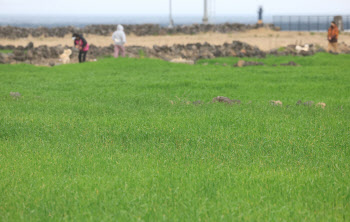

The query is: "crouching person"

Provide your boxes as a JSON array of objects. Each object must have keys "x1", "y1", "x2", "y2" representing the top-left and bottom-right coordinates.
[
  {"x1": 72, "y1": 33, "x2": 89, "y2": 63},
  {"x1": 112, "y1": 25, "x2": 126, "y2": 58}
]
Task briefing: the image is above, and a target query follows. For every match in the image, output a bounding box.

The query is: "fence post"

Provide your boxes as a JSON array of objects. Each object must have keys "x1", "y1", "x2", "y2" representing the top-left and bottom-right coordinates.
[
  {"x1": 280, "y1": 16, "x2": 282, "y2": 30},
  {"x1": 277, "y1": 16, "x2": 280, "y2": 30},
  {"x1": 327, "y1": 16, "x2": 330, "y2": 31},
  {"x1": 281, "y1": 16, "x2": 284, "y2": 30},
  {"x1": 289, "y1": 16, "x2": 291, "y2": 31}
]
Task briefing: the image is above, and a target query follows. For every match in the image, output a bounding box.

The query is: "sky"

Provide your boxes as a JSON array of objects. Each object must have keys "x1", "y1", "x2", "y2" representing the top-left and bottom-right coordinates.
[{"x1": 0, "y1": 0, "x2": 349, "y2": 16}]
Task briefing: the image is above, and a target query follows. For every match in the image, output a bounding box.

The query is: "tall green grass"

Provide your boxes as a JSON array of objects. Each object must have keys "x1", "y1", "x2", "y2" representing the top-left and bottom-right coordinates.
[{"x1": 0, "y1": 53, "x2": 349, "y2": 221}]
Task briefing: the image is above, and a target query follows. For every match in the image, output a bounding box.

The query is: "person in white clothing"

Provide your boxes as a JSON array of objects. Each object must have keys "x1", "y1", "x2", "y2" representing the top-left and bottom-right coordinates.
[{"x1": 112, "y1": 25, "x2": 126, "y2": 58}]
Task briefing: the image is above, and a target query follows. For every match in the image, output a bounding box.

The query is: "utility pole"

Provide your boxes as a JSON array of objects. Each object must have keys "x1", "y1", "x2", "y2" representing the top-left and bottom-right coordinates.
[
  {"x1": 169, "y1": 0, "x2": 175, "y2": 28},
  {"x1": 202, "y1": 0, "x2": 209, "y2": 24},
  {"x1": 257, "y1": 6, "x2": 263, "y2": 25}
]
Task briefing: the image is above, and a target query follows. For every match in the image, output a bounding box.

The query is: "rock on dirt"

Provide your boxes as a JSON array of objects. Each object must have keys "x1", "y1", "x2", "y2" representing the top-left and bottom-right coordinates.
[
  {"x1": 170, "y1": 58, "x2": 195, "y2": 65},
  {"x1": 10, "y1": 92, "x2": 21, "y2": 99},
  {"x1": 212, "y1": 96, "x2": 241, "y2": 104},
  {"x1": 269, "y1": 44, "x2": 318, "y2": 56},
  {"x1": 303, "y1": 101, "x2": 315, "y2": 107},
  {"x1": 192, "y1": 100, "x2": 203, "y2": 105},
  {"x1": 234, "y1": 60, "x2": 264, "y2": 67},
  {"x1": 280, "y1": 61, "x2": 299, "y2": 66},
  {"x1": 0, "y1": 24, "x2": 279, "y2": 39},
  {"x1": 338, "y1": 42, "x2": 350, "y2": 54},
  {"x1": 0, "y1": 40, "x2": 266, "y2": 65}
]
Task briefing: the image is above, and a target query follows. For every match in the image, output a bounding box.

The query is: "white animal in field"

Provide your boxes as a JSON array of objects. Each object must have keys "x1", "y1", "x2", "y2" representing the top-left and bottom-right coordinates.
[
  {"x1": 59, "y1": 49, "x2": 72, "y2": 64},
  {"x1": 295, "y1": 44, "x2": 309, "y2": 52}
]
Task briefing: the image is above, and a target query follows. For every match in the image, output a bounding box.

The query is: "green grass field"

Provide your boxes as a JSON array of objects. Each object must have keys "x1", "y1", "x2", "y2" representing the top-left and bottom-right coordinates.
[
  {"x1": 0, "y1": 49, "x2": 13, "y2": 54},
  {"x1": 1, "y1": 53, "x2": 349, "y2": 221}
]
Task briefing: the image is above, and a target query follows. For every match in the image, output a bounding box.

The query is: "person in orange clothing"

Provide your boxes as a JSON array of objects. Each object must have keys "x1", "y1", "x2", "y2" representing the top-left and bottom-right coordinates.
[{"x1": 327, "y1": 21, "x2": 339, "y2": 53}]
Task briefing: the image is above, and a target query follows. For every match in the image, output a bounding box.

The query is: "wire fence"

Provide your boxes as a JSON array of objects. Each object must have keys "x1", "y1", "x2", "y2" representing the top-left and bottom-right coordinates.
[{"x1": 273, "y1": 15, "x2": 350, "y2": 31}]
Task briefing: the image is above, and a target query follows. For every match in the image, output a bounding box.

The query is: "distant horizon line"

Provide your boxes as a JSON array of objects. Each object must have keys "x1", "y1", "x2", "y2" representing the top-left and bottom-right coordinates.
[{"x1": 0, "y1": 13, "x2": 349, "y2": 17}]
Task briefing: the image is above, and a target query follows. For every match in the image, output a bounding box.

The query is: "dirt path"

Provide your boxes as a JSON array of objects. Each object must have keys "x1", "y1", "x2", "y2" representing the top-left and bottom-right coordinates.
[{"x1": 2, "y1": 28, "x2": 350, "y2": 51}]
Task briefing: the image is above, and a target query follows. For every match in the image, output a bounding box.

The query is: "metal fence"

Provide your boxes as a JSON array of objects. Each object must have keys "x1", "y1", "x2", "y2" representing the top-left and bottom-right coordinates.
[{"x1": 273, "y1": 15, "x2": 350, "y2": 31}]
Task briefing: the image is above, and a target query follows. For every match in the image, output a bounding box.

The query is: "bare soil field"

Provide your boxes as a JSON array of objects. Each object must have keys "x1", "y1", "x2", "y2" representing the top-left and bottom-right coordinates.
[{"x1": 2, "y1": 28, "x2": 350, "y2": 51}]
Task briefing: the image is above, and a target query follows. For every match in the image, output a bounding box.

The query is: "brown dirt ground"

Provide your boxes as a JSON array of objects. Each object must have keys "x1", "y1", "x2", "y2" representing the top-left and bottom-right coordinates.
[{"x1": 2, "y1": 28, "x2": 350, "y2": 51}]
